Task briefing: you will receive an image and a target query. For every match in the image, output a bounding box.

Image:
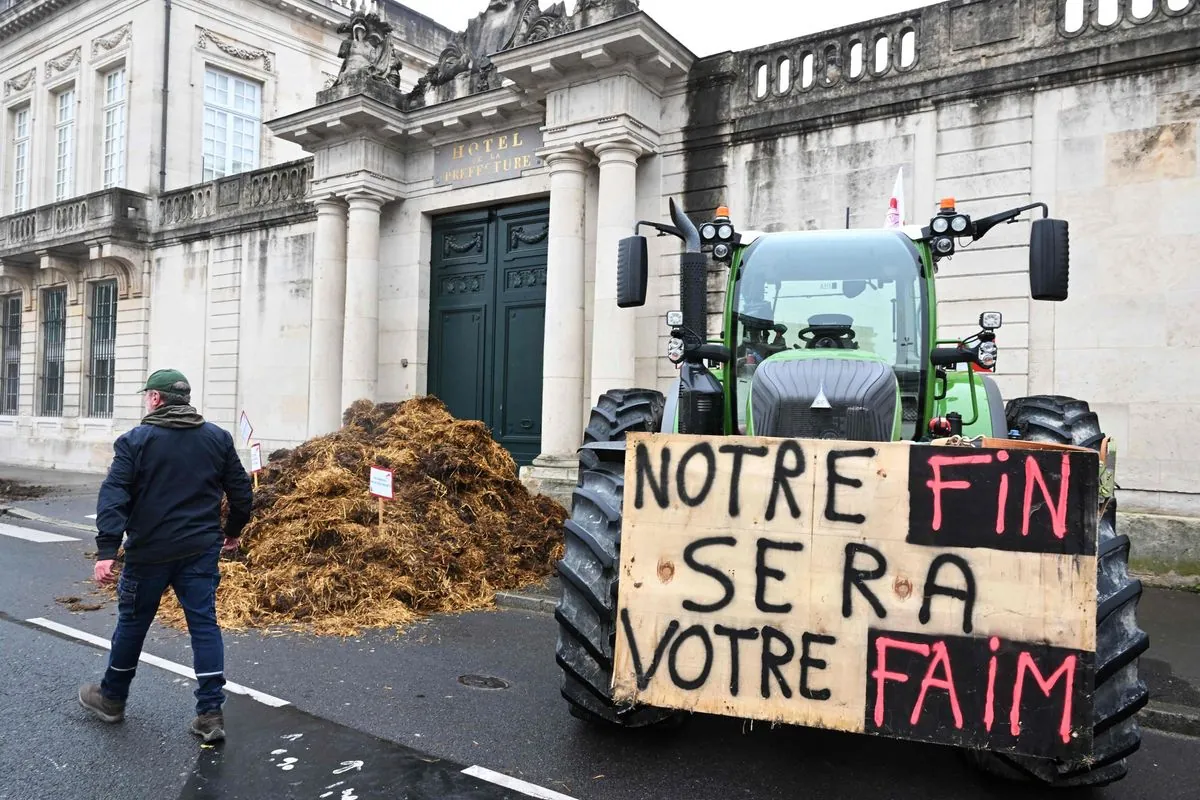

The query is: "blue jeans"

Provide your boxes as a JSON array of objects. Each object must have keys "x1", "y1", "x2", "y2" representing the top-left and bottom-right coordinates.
[{"x1": 100, "y1": 541, "x2": 226, "y2": 715}]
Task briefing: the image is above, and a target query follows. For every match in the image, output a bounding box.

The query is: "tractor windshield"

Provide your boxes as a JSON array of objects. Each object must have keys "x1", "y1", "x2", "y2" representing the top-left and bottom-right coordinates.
[{"x1": 732, "y1": 229, "x2": 927, "y2": 438}]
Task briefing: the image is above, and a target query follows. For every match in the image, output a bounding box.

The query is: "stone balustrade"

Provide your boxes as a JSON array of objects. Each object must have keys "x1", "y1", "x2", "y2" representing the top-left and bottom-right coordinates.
[
  {"x1": 154, "y1": 159, "x2": 314, "y2": 235},
  {"x1": 737, "y1": 0, "x2": 1198, "y2": 114},
  {"x1": 0, "y1": 188, "x2": 149, "y2": 262}
]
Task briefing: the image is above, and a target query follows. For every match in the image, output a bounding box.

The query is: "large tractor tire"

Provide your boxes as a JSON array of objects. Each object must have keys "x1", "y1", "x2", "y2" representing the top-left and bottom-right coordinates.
[
  {"x1": 578, "y1": 389, "x2": 666, "y2": 472},
  {"x1": 964, "y1": 395, "x2": 1150, "y2": 788},
  {"x1": 554, "y1": 388, "x2": 684, "y2": 729}
]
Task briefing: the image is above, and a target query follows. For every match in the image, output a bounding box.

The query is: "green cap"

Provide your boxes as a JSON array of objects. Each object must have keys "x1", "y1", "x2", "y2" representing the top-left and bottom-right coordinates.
[{"x1": 142, "y1": 368, "x2": 190, "y2": 393}]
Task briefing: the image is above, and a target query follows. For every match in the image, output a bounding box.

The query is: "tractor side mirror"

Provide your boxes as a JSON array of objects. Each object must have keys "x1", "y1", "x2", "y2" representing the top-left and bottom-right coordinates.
[
  {"x1": 1029, "y1": 218, "x2": 1069, "y2": 301},
  {"x1": 616, "y1": 235, "x2": 648, "y2": 308}
]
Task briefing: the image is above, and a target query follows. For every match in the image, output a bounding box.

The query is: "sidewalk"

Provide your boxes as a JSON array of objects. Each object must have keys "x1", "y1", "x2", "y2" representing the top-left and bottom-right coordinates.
[{"x1": 4, "y1": 465, "x2": 1198, "y2": 739}]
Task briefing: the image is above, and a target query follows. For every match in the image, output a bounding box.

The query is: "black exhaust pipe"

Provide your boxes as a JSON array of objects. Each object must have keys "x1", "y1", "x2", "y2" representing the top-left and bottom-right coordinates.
[{"x1": 670, "y1": 198, "x2": 707, "y2": 342}]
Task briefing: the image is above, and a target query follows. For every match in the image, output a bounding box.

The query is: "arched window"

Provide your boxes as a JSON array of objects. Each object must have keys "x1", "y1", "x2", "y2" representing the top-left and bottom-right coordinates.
[
  {"x1": 1130, "y1": 0, "x2": 1155, "y2": 19},
  {"x1": 754, "y1": 62, "x2": 768, "y2": 99},
  {"x1": 874, "y1": 35, "x2": 890, "y2": 73},
  {"x1": 899, "y1": 30, "x2": 916, "y2": 69},
  {"x1": 801, "y1": 53, "x2": 815, "y2": 88},
  {"x1": 1097, "y1": 0, "x2": 1119, "y2": 25},
  {"x1": 776, "y1": 57, "x2": 792, "y2": 93},
  {"x1": 1064, "y1": 0, "x2": 1085, "y2": 32},
  {"x1": 849, "y1": 41, "x2": 864, "y2": 78}
]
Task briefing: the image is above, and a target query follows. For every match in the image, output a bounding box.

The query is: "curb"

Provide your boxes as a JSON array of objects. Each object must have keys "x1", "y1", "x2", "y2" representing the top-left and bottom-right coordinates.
[
  {"x1": 1139, "y1": 701, "x2": 1200, "y2": 738},
  {"x1": 494, "y1": 590, "x2": 556, "y2": 614},
  {"x1": 0, "y1": 506, "x2": 95, "y2": 534}
]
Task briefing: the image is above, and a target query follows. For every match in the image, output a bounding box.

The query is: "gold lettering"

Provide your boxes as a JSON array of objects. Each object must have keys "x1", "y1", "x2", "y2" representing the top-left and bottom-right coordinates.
[
  {"x1": 521, "y1": 155, "x2": 532, "y2": 168},
  {"x1": 484, "y1": 138, "x2": 494, "y2": 153},
  {"x1": 468, "y1": 142, "x2": 480, "y2": 157},
  {"x1": 512, "y1": 130, "x2": 523, "y2": 148},
  {"x1": 498, "y1": 135, "x2": 509, "y2": 151},
  {"x1": 452, "y1": 144, "x2": 465, "y2": 160}
]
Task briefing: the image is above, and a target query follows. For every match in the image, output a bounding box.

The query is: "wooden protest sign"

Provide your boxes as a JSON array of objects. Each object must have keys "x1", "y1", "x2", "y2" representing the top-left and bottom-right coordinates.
[{"x1": 611, "y1": 433, "x2": 1100, "y2": 760}]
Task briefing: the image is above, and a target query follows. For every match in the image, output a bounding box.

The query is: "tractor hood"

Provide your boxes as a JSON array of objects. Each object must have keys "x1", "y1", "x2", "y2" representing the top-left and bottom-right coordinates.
[{"x1": 747, "y1": 350, "x2": 901, "y2": 441}]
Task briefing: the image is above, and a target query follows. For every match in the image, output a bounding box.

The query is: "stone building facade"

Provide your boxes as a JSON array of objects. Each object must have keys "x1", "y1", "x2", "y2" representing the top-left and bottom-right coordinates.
[{"x1": 1, "y1": 0, "x2": 1197, "y2": 572}]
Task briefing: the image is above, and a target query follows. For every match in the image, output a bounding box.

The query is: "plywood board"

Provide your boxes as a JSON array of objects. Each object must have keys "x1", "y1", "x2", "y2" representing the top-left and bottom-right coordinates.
[{"x1": 612, "y1": 434, "x2": 1099, "y2": 760}]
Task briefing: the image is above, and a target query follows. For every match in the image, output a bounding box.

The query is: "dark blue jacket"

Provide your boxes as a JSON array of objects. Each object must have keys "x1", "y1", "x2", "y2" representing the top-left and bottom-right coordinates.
[{"x1": 95, "y1": 419, "x2": 253, "y2": 564}]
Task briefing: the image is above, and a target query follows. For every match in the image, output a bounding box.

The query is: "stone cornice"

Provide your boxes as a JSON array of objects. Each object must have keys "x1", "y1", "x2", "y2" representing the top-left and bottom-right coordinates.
[
  {"x1": 268, "y1": 83, "x2": 543, "y2": 153},
  {"x1": 489, "y1": 10, "x2": 694, "y2": 97},
  {"x1": 0, "y1": 0, "x2": 80, "y2": 44}
]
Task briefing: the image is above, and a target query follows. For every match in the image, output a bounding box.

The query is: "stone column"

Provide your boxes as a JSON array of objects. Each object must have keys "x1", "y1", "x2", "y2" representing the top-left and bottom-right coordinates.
[
  {"x1": 308, "y1": 197, "x2": 348, "y2": 436},
  {"x1": 530, "y1": 148, "x2": 590, "y2": 480},
  {"x1": 341, "y1": 191, "x2": 384, "y2": 411},
  {"x1": 588, "y1": 141, "x2": 642, "y2": 406}
]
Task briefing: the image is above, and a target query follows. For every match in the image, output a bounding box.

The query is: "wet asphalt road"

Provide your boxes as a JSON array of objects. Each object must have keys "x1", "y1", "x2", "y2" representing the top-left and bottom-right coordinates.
[{"x1": 1, "y1": 508, "x2": 1197, "y2": 800}]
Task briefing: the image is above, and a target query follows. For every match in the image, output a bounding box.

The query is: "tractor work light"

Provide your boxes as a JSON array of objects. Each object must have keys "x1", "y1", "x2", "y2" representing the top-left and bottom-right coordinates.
[
  {"x1": 932, "y1": 217, "x2": 950, "y2": 233},
  {"x1": 950, "y1": 215, "x2": 969, "y2": 233},
  {"x1": 700, "y1": 223, "x2": 717, "y2": 240},
  {"x1": 978, "y1": 340, "x2": 998, "y2": 368},
  {"x1": 718, "y1": 224, "x2": 733, "y2": 240},
  {"x1": 666, "y1": 310, "x2": 684, "y2": 327},
  {"x1": 980, "y1": 311, "x2": 1003, "y2": 330},
  {"x1": 713, "y1": 243, "x2": 731, "y2": 260},
  {"x1": 934, "y1": 237, "x2": 954, "y2": 255}
]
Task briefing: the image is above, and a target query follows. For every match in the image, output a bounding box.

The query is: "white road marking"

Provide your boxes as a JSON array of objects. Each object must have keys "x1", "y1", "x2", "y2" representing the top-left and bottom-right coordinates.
[
  {"x1": 85, "y1": 514, "x2": 97, "y2": 520},
  {"x1": 0, "y1": 523, "x2": 78, "y2": 543},
  {"x1": 26, "y1": 617, "x2": 290, "y2": 707},
  {"x1": 461, "y1": 766, "x2": 578, "y2": 800}
]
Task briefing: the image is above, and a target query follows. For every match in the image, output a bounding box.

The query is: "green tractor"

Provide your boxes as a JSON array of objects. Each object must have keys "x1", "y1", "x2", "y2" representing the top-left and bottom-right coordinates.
[{"x1": 554, "y1": 196, "x2": 1149, "y2": 788}]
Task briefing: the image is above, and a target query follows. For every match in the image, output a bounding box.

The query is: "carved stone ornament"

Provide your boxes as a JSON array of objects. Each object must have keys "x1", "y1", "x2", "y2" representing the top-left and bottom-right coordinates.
[
  {"x1": 46, "y1": 47, "x2": 81, "y2": 79},
  {"x1": 3, "y1": 68, "x2": 35, "y2": 97},
  {"x1": 92, "y1": 23, "x2": 132, "y2": 58},
  {"x1": 404, "y1": 0, "x2": 637, "y2": 109},
  {"x1": 197, "y1": 27, "x2": 275, "y2": 72},
  {"x1": 333, "y1": 0, "x2": 403, "y2": 90}
]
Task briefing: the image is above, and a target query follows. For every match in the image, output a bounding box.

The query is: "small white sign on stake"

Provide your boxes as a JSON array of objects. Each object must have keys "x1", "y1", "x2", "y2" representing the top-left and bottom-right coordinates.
[
  {"x1": 249, "y1": 442, "x2": 263, "y2": 473},
  {"x1": 239, "y1": 411, "x2": 254, "y2": 447},
  {"x1": 369, "y1": 466, "x2": 394, "y2": 500},
  {"x1": 369, "y1": 465, "x2": 394, "y2": 528}
]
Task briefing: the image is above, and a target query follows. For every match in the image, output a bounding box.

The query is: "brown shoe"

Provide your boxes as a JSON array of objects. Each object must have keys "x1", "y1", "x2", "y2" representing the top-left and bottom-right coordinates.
[
  {"x1": 190, "y1": 711, "x2": 225, "y2": 742},
  {"x1": 78, "y1": 684, "x2": 124, "y2": 723}
]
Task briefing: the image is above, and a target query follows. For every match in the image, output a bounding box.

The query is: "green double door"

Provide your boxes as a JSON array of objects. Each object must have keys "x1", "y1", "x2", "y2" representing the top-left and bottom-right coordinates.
[{"x1": 428, "y1": 199, "x2": 549, "y2": 467}]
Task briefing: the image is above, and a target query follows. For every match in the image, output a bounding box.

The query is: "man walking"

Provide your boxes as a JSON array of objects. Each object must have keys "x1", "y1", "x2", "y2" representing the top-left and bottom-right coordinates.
[{"x1": 78, "y1": 368, "x2": 253, "y2": 742}]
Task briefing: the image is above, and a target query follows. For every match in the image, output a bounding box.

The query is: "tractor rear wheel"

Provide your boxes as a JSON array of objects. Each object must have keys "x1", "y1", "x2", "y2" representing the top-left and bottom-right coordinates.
[
  {"x1": 964, "y1": 395, "x2": 1150, "y2": 788},
  {"x1": 554, "y1": 388, "x2": 683, "y2": 729}
]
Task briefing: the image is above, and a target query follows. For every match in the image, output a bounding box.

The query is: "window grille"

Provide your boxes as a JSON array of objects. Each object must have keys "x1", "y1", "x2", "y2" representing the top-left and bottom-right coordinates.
[
  {"x1": 39, "y1": 288, "x2": 66, "y2": 417},
  {"x1": 87, "y1": 280, "x2": 118, "y2": 418},
  {"x1": 0, "y1": 294, "x2": 20, "y2": 415}
]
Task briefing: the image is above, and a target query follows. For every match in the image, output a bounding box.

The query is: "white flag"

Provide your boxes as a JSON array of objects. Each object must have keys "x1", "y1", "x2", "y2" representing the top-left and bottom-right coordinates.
[{"x1": 884, "y1": 168, "x2": 905, "y2": 228}]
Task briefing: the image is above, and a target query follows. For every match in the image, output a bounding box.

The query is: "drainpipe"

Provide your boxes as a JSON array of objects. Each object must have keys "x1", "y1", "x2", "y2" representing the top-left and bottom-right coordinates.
[{"x1": 158, "y1": 0, "x2": 172, "y2": 193}]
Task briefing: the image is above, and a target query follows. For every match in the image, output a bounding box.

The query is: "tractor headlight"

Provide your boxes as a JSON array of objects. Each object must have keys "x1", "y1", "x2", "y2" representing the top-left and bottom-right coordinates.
[
  {"x1": 666, "y1": 310, "x2": 683, "y2": 327},
  {"x1": 932, "y1": 217, "x2": 950, "y2": 234},
  {"x1": 713, "y1": 243, "x2": 731, "y2": 260},
  {"x1": 978, "y1": 341, "x2": 998, "y2": 368},
  {"x1": 667, "y1": 336, "x2": 685, "y2": 361},
  {"x1": 700, "y1": 224, "x2": 716, "y2": 241},
  {"x1": 950, "y1": 215, "x2": 969, "y2": 233},
  {"x1": 979, "y1": 311, "x2": 1002, "y2": 330},
  {"x1": 717, "y1": 224, "x2": 733, "y2": 240},
  {"x1": 934, "y1": 237, "x2": 954, "y2": 254}
]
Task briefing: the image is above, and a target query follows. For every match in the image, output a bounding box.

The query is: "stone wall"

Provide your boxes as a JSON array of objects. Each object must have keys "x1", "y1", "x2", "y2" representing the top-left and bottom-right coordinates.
[{"x1": 669, "y1": 0, "x2": 1200, "y2": 522}]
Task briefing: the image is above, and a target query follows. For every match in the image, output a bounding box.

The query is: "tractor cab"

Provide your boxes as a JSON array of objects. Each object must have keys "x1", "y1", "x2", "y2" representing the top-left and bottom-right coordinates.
[{"x1": 729, "y1": 229, "x2": 928, "y2": 440}]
